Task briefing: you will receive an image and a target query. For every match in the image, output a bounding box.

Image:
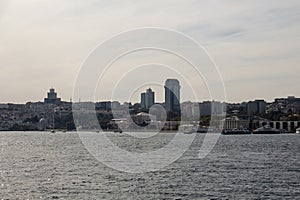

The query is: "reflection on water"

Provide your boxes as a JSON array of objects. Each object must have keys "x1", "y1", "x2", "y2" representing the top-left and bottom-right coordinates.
[{"x1": 0, "y1": 132, "x2": 299, "y2": 199}]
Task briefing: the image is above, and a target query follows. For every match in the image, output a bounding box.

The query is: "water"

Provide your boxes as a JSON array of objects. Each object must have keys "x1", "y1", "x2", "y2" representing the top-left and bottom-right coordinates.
[{"x1": 0, "y1": 132, "x2": 299, "y2": 199}]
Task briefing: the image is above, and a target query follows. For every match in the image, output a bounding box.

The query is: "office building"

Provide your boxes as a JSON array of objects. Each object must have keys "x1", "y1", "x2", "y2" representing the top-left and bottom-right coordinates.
[{"x1": 164, "y1": 79, "x2": 180, "y2": 113}]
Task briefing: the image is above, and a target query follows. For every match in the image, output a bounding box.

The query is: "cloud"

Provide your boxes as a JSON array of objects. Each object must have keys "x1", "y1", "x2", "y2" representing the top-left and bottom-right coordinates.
[{"x1": 0, "y1": 0, "x2": 299, "y2": 103}]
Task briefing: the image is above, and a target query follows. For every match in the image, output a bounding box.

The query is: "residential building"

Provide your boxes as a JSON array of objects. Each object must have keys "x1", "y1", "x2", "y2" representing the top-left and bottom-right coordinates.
[
  {"x1": 246, "y1": 100, "x2": 266, "y2": 115},
  {"x1": 199, "y1": 100, "x2": 225, "y2": 115},
  {"x1": 141, "y1": 88, "x2": 155, "y2": 109}
]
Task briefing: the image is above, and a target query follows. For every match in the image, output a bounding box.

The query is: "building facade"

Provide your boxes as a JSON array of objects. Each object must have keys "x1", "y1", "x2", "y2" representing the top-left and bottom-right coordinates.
[
  {"x1": 141, "y1": 88, "x2": 155, "y2": 109},
  {"x1": 44, "y1": 88, "x2": 61, "y2": 104},
  {"x1": 199, "y1": 101, "x2": 225, "y2": 115},
  {"x1": 220, "y1": 116, "x2": 250, "y2": 130},
  {"x1": 181, "y1": 101, "x2": 200, "y2": 120},
  {"x1": 164, "y1": 79, "x2": 181, "y2": 113},
  {"x1": 246, "y1": 100, "x2": 266, "y2": 115}
]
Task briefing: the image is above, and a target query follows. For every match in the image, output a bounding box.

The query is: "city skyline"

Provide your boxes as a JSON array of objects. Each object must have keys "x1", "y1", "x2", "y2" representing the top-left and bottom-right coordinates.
[
  {"x1": 0, "y1": 86, "x2": 299, "y2": 105},
  {"x1": 1, "y1": 2, "x2": 300, "y2": 198},
  {"x1": 1, "y1": 84, "x2": 299, "y2": 104},
  {"x1": 0, "y1": 1, "x2": 299, "y2": 103}
]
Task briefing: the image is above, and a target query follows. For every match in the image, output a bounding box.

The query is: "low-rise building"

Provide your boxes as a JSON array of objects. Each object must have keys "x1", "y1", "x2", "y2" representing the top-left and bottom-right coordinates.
[{"x1": 220, "y1": 116, "x2": 250, "y2": 130}]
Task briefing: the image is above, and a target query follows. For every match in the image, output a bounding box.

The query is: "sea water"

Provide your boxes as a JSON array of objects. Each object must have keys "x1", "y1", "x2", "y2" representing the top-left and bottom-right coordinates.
[{"x1": 0, "y1": 132, "x2": 299, "y2": 199}]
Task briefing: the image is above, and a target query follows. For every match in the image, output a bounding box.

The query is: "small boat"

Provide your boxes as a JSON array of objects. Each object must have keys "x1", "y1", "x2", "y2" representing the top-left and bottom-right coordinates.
[
  {"x1": 253, "y1": 125, "x2": 281, "y2": 134},
  {"x1": 179, "y1": 124, "x2": 195, "y2": 134},
  {"x1": 113, "y1": 129, "x2": 123, "y2": 133},
  {"x1": 50, "y1": 130, "x2": 55, "y2": 133},
  {"x1": 222, "y1": 129, "x2": 251, "y2": 135},
  {"x1": 279, "y1": 129, "x2": 289, "y2": 134},
  {"x1": 183, "y1": 129, "x2": 193, "y2": 134},
  {"x1": 296, "y1": 128, "x2": 300, "y2": 134},
  {"x1": 196, "y1": 126, "x2": 216, "y2": 133},
  {"x1": 196, "y1": 126, "x2": 208, "y2": 133}
]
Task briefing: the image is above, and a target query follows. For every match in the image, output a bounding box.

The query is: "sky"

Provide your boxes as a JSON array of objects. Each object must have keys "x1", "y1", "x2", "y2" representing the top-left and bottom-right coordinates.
[{"x1": 0, "y1": 0, "x2": 299, "y2": 104}]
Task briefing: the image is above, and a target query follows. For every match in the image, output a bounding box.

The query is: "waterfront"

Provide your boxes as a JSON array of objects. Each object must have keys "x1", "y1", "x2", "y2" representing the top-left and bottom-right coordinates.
[{"x1": 0, "y1": 132, "x2": 299, "y2": 199}]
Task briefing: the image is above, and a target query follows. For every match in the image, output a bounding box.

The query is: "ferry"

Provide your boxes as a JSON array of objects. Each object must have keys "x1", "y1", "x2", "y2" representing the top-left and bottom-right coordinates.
[
  {"x1": 253, "y1": 125, "x2": 281, "y2": 134},
  {"x1": 178, "y1": 124, "x2": 195, "y2": 134},
  {"x1": 222, "y1": 129, "x2": 251, "y2": 135}
]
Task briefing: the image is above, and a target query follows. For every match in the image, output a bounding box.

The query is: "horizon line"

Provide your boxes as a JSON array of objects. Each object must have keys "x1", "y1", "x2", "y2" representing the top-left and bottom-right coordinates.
[{"x1": 1, "y1": 95, "x2": 299, "y2": 105}]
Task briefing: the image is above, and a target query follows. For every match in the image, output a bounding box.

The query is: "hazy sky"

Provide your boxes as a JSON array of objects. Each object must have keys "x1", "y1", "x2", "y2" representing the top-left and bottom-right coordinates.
[{"x1": 0, "y1": 0, "x2": 299, "y2": 103}]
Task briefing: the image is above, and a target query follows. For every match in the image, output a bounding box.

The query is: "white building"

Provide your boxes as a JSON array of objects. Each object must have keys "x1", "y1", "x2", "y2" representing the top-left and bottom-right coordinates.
[{"x1": 220, "y1": 116, "x2": 250, "y2": 130}]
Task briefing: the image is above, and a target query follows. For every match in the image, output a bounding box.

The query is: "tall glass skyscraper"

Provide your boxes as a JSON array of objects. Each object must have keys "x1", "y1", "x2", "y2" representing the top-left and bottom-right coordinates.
[{"x1": 164, "y1": 79, "x2": 181, "y2": 114}]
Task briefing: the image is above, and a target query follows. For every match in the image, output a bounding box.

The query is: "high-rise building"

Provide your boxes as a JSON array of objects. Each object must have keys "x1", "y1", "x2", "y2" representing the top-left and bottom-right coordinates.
[
  {"x1": 141, "y1": 88, "x2": 155, "y2": 109},
  {"x1": 95, "y1": 101, "x2": 121, "y2": 111},
  {"x1": 44, "y1": 88, "x2": 61, "y2": 104},
  {"x1": 246, "y1": 100, "x2": 266, "y2": 115},
  {"x1": 141, "y1": 93, "x2": 146, "y2": 109},
  {"x1": 146, "y1": 88, "x2": 155, "y2": 109},
  {"x1": 199, "y1": 100, "x2": 225, "y2": 115},
  {"x1": 164, "y1": 79, "x2": 180, "y2": 113}
]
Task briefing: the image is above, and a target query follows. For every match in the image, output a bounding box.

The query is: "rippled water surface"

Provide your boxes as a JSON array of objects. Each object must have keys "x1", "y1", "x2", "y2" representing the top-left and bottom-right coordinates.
[{"x1": 0, "y1": 132, "x2": 299, "y2": 199}]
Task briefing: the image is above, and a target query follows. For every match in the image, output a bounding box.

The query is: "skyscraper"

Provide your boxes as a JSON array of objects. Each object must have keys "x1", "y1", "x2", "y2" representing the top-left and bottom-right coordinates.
[
  {"x1": 141, "y1": 88, "x2": 155, "y2": 109},
  {"x1": 164, "y1": 79, "x2": 181, "y2": 114},
  {"x1": 141, "y1": 93, "x2": 146, "y2": 109}
]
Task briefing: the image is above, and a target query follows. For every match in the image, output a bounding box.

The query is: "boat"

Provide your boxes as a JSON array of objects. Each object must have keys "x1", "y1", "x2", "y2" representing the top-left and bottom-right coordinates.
[
  {"x1": 196, "y1": 126, "x2": 216, "y2": 133},
  {"x1": 279, "y1": 129, "x2": 289, "y2": 134},
  {"x1": 222, "y1": 129, "x2": 251, "y2": 135},
  {"x1": 183, "y1": 129, "x2": 193, "y2": 134},
  {"x1": 196, "y1": 126, "x2": 208, "y2": 133},
  {"x1": 253, "y1": 125, "x2": 281, "y2": 134},
  {"x1": 296, "y1": 128, "x2": 300, "y2": 134},
  {"x1": 113, "y1": 128, "x2": 123, "y2": 133},
  {"x1": 178, "y1": 124, "x2": 195, "y2": 134}
]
